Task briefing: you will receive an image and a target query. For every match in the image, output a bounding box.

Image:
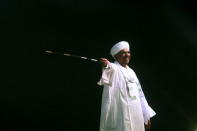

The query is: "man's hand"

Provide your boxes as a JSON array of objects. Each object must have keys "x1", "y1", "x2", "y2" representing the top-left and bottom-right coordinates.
[
  {"x1": 99, "y1": 58, "x2": 110, "y2": 67},
  {"x1": 145, "y1": 120, "x2": 151, "y2": 130}
]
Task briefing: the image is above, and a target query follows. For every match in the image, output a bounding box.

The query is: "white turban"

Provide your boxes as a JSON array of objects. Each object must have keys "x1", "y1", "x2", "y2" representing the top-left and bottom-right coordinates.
[{"x1": 110, "y1": 41, "x2": 130, "y2": 58}]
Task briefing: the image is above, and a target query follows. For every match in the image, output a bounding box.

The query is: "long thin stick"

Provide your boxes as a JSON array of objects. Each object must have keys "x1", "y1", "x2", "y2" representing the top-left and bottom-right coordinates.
[{"x1": 45, "y1": 50, "x2": 99, "y2": 62}]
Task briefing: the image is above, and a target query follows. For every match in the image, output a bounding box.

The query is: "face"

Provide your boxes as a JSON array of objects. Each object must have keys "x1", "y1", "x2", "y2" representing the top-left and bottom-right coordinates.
[{"x1": 115, "y1": 48, "x2": 131, "y2": 67}]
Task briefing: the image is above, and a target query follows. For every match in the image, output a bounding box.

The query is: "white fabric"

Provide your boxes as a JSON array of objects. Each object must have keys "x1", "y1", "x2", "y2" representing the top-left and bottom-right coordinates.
[
  {"x1": 110, "y1": 41, "x2": 130, "y2": 57},
  {"x1": 97, "y1": 61, "x2": 156, "y2": 131}
]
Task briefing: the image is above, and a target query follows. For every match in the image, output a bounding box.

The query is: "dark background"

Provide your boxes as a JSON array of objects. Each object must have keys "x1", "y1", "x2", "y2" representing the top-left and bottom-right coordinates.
[{"x1": 1, "y1": 0, "x2": 197, "y2": 131}]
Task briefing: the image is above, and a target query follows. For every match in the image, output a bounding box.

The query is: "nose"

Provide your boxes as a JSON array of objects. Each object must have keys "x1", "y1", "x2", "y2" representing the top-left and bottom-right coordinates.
[{"x1": 125, "y1": 52, "x2": 130, "y2": 56}]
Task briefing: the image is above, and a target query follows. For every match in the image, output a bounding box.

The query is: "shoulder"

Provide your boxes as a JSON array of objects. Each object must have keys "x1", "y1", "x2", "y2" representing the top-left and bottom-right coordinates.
[
  {"x1": 108, "y1": 62, "x2": 119, "y2": 70},
  {"x1": 128, "y1": 66, "x2": 135, "y2": 72}
]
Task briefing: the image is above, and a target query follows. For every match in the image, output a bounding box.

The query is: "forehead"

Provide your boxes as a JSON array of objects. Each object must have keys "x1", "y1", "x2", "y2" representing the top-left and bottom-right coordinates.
[{"x1": 118, "y1": 48, "x2": 130, "y2": 53}]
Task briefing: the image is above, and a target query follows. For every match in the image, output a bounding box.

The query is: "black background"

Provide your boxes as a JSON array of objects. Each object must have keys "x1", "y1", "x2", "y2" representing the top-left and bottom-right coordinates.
[{"x1": 1, "y1": 0, "x2": 197, "y2": 131}]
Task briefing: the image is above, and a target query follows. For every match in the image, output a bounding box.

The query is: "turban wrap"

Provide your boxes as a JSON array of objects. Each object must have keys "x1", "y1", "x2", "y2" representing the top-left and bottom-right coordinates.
[{"x1": 110, "y1": 41, "x2": 130, "y2": 58}]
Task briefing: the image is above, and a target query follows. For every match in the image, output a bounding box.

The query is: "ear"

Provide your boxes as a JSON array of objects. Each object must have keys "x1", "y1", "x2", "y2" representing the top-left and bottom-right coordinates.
[{"x1": 114, "y1": 54, "x2": 118, "y2": 60}]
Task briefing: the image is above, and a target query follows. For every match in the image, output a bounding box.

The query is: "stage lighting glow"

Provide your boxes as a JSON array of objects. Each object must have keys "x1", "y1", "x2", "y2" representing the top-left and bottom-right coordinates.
[{"x1": 194, "y1": 126, "x2": 197, "y2": 131}]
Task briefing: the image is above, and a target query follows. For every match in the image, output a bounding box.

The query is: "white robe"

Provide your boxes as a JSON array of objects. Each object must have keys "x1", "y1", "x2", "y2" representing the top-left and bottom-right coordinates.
[{"x1": 97, "y1": 61, "x2": 156, "y2": 131}]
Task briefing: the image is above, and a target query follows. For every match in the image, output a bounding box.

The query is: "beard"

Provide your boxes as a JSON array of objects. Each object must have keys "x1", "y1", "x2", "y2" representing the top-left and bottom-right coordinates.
[
  {"x1": 116, "y1": 55, "x2": 131, "y2": 67},
  {"x1": 122, "y1": 56, "x2": 130, "y2": 64}
]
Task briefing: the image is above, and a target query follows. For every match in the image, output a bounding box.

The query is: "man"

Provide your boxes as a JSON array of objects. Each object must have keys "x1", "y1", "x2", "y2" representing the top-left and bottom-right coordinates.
[{"x1": 98, "y1": 41, "x2": 156, "y2": 131}]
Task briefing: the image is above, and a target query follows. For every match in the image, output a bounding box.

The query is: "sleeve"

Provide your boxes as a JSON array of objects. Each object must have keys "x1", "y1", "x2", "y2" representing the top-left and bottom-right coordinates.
[
  {"x1": 138, "y1": 83, "x2": 156, "y2": 125},
  {"x1": 97, "y1": 63, "x2": 115, "y2": 87}
]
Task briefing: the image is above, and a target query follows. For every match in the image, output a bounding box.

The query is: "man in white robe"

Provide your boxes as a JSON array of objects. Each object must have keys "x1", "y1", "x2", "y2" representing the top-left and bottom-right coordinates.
[{"x1": 98, "y1": 41, "x2": 156, "y2": 131}]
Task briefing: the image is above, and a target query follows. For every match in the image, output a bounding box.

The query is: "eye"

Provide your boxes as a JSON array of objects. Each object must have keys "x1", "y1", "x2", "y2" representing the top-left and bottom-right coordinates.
[{"x1": 124, "y1": 51, "x2": 130, "y2": 54}]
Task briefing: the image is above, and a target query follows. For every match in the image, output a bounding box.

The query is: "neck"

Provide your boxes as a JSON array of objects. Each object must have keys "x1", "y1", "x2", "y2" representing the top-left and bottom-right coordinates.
[
  {"x1": 119, "y1": 62, "x2": 128, "y2": 68},
  {"x1": 115, "y1": 61, "x2": 128, "y2": 68},
  {"x1": 121, "y1": 64, "x2": 127, "y2": 68}
]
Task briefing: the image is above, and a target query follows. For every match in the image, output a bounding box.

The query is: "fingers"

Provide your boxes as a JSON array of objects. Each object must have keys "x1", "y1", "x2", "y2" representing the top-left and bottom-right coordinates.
[
  {"x1": 100, "y1": 58, "x2": 109, "y2": 63},
  {"x1": 145, "y1": 120, "x2": 151, "y2": 130},
  {"x1": 100, "y1": 58, "x2": 108, "y2": 61},
  {"x1": 99, "y1": 58, "x2": 109, "y2": 67}
]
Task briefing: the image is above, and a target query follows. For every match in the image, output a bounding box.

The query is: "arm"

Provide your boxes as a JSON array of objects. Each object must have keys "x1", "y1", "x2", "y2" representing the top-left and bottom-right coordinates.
[
  {"x1": 138, "y1": 83, "x2": 156, "y2": 128},
  {"x1": 97, "y1": 58, "x2": 115, "y2": 86}
]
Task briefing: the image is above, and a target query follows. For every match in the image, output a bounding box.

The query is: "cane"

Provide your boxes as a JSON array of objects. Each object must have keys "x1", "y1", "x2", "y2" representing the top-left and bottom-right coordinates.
[{"x1": 45, "y1": 50, "x2": 99, "y2": 62}]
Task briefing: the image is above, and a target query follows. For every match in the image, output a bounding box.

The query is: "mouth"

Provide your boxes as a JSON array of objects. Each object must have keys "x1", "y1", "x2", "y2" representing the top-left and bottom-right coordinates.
[
  {"x1": 123, "y1": 57, "x2": 130, "y2": 62},
  {"x1": 124, "y1": 56, "x2": 130, "y2": 59}
]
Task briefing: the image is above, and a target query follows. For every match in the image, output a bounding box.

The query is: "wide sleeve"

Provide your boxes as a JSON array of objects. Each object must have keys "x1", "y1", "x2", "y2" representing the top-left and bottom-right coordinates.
[
  {"x1": 138, "y1": 83, "x2": 156, "y2": 125},
  {"x1": 97, "y1": 63, "x2": 115, "y2": 87}
]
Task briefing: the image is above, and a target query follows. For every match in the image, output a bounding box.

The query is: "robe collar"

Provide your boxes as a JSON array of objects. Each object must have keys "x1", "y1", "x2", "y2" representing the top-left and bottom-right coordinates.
[{"x1": 114, "y1": 61, "x2": 129, "y2": 69}]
